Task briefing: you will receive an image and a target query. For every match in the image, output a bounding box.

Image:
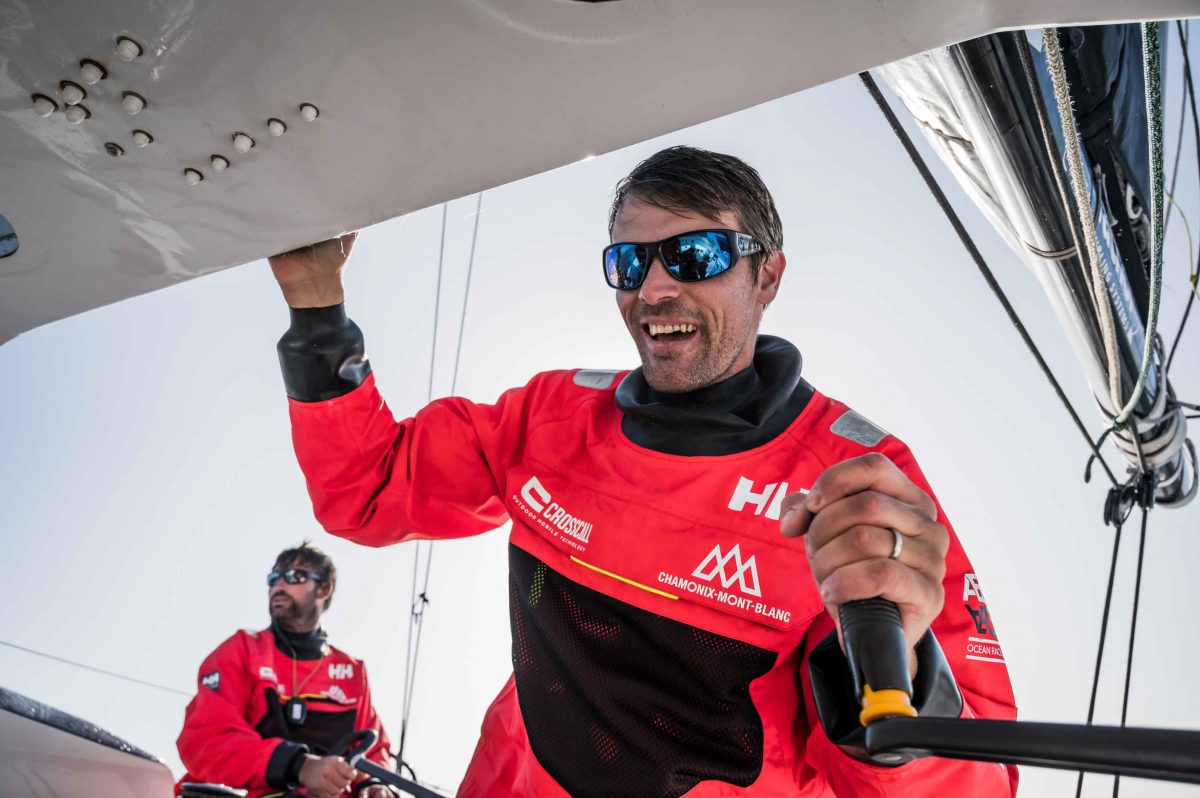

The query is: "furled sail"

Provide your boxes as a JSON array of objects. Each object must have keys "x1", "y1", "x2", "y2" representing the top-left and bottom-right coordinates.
[{"x1": 880, "y1": 25, "x2": 1196, "y2": 505}]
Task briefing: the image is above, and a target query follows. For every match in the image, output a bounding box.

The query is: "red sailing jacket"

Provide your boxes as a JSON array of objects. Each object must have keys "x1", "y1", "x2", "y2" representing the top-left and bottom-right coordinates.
[
  {"x1": 288, "y1": 369, "x2": 1018, "y2": 798},
  {"x1": 176, "y1": 627, "x2": 391, "y2": 797}
]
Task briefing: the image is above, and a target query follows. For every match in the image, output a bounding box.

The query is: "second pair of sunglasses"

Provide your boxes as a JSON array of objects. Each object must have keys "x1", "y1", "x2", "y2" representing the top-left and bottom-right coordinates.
[
  {"x1": 603, "y1": 229, "x2": 763, "y2": 290},
  {"x1": 267, "y1": 568, "x2": 325, "y2": 587}
]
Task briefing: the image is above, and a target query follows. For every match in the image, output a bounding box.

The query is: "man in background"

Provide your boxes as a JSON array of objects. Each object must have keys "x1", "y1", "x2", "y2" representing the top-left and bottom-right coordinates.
[{"x1": 177, "y1": 542, "x2": 395, "y2": 798}]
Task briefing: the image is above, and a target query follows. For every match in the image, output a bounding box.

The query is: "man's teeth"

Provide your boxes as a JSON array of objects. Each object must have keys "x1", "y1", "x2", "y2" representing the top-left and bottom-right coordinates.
[{"x1": 648, "y1": 323, "x2": 697, "y2": 337}]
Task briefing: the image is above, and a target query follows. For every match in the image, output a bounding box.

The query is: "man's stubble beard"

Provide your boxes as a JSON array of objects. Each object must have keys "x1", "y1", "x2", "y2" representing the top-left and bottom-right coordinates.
[
  {"x1": 270, "y1": 597, "x2": 319, "y2": 632},
  {"x1": 637, "y1": 322, "x2": 754, "y2": 394}
]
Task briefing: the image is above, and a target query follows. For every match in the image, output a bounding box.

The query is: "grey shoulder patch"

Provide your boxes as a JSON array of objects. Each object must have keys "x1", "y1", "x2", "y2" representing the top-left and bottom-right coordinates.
[
  {"x1": 831, "y1": 410, "x2": 889, "y2": 447},
  {"x1": 573, "y1": 370, "x2": 619, "y2": 390}
]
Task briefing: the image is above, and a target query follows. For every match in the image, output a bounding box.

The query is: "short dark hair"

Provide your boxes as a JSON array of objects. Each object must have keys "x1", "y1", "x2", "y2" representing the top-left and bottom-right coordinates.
[
  {"x1": 608, "y1": 146, "x2": 784, "y2": 282},
  {"x1": 273, "y1": 540, "x2": 337, "y2": 611}
]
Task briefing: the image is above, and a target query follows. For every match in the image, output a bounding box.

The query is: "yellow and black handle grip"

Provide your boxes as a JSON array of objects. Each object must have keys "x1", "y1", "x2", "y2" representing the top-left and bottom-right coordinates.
[{"x1": 839, "y1": 597, "x2": 918, "y2": 725}]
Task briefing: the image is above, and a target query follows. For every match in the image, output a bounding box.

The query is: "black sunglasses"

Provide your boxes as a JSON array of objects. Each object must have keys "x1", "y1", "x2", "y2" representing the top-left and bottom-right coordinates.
[
  {"x1": 603, "y1": 229, "x2": 763, "y2": 290},
  {"x1": 267, "y1": 568, "x2": 325, "y2": 587}
]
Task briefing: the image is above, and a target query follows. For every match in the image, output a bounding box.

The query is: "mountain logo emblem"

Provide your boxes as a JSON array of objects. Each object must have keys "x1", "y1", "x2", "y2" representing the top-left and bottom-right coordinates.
[{"x1": 692, "y1": 543, "x2": 762, "y2": 597}]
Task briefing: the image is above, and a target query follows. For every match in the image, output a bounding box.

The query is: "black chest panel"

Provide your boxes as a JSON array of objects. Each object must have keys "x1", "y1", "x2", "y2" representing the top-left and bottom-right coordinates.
[
  {"x1": 255, "y1": 688, "x2": 357, "y2": 755},
  {"x1": 509, "y1": 544, "x2": 777, "y2": 798}
]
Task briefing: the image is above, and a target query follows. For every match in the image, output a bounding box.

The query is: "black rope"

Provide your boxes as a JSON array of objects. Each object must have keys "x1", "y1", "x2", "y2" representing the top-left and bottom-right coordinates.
[
  {"x1": 1072, "y1": 514, "x2": 1125, "y2": 798},
  {"x1": 858, "y1": 70, "x2": 1121, "y2": 487},
  {"x1": 0, "y1": 639, "x2": 190, "y2": 697},
  {"x1": 1111, "y1": 503, "x2": 1152, "y2": 798},
  {"x1": 1167, "y1": 20, "x2": 1199, "y2": 375}
]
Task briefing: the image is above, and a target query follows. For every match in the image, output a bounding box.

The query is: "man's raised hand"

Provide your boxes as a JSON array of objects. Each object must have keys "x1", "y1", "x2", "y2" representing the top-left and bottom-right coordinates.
[
  {"x1": 779, "y1": 452, "x2": 949, "y2": 675},
  {"x1": 268, "y1": 232, "x2": 357, "y2": 309}
]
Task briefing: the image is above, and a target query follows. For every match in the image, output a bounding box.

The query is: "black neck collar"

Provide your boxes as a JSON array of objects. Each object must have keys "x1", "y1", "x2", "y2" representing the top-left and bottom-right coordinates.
[
  {"x1": 270, "y1": 623, "x2": 329, "y2": 661},
  {"x1": 615, "y1": 335, "x2": 814, "y2": 456}
]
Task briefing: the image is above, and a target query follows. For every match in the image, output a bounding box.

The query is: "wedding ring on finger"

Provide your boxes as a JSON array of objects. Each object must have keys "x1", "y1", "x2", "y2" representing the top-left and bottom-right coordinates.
[{"x1": 889, "y1": 528, "x2": 904, "y2": 560}]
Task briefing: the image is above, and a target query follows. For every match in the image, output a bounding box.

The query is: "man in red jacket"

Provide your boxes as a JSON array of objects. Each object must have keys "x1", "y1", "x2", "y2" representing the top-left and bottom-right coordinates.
[
  {"x1": 177, "y1": 543, "x2": 395, "y2": 798},
  {"x1": 269, "y1": 146, "x2": 1018, "y2": 796}
]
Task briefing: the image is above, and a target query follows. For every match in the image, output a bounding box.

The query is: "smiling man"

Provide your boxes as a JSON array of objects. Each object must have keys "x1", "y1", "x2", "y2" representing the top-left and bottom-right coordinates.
[
  {"x1": 176, "y1": 543, "x2": 395, "y2": 798},
  {"x1": 269, "y1": 146, "x2": 1018, "y2": 796}
]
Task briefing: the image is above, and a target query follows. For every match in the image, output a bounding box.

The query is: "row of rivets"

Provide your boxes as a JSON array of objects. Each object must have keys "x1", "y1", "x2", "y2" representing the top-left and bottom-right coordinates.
[{"x1": 183, "y1": 104, "x2": 319, "y2": 184}]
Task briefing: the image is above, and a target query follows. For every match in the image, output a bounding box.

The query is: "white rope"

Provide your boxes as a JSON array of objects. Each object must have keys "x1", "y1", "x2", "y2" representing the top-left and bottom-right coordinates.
[
  {"x1": 1043, "y1": 28, "x2": 1125, "y2": 410},
  {"x1": 1112, "y1": 22, "x2": 1166, "y2": 426}
]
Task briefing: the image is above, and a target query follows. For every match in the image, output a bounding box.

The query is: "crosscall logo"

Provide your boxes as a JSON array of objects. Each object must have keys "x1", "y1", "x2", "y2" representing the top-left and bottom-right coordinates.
[{"x1": 519, "y1": 476, "x2": 593, "y2": 544}]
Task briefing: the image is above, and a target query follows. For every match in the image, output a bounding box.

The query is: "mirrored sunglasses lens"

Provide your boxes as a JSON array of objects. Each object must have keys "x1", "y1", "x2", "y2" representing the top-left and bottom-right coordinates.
[
  {"x1": 606, "y1": 244, "x2": 647, "y2": 289},
  {"x1": 665, "y1": 232, "x2": 733, "y2": 281},
  {"x1": 267, "y1": 571, "x2": 281, "y2": 587},
  {"x1": 284, "y1": 569, "x2": 308, "y2": 585}
]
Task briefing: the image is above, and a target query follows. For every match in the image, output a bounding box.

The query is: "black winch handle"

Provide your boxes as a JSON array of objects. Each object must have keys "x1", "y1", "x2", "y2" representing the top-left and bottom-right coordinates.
[
  {"x1": 328, "y1": 728, "x2": 378, "y2": 766},
  {"x1": 839, "y1": 597, "x2": 917, "y2": 725}
]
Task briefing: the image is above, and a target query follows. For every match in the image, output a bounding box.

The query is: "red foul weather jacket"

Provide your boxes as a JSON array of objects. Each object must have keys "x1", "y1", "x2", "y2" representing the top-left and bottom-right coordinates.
[
  {"x1": 279, "y1": 310, "x2": 1017, "y2": 798},
  {"x1": 176, "y1": 626, "x2": 392, "y2": 797}
]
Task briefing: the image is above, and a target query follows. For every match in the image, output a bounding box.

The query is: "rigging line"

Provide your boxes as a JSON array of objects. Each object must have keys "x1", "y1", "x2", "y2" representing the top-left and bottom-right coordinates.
[
  {"x1": 451, "y1": 192, "x2": 484, "y2": 396},
  {"x1": 397, "y1": 543, "x2": 421, "y2": 763},
  {"x1": 399, "y1": 202, "x2": 451, "y2": 764},
  {"x1": 1167, "y1": 19, "x2": 1200, "y2": 375},
  {"x1": 0, "y1": 639, "x2": 190, "y2": 697},
  {"x1": 427, "y1": 204, "x2": 449, "y2": 402},
  {"x1": 1044, "y1": 27, "x2": 1125, "y2": 410},
  {"x1": 1164, "y1": 189, "x2": 1198, "y2": 375},
  {"x1": 1165, "y1": 21, "x2": 1190, "y2": 232},
  {"x1": 398, "y1": 544, "x2": 433, "y2": 766},
  {"x1": 1110, "y1": 22, "x2": 1166, "y2": 427},
  {"x1": 1165, "y1": 194, "x2": 1194, "y2": 282},
  {"x1": 403, "y1": 548, "x2": 434, "y2": 724},
  {"x1": 1072, "y1": 515, "x2": 1125, "y2": 798},
  {"x1": 858, "y1": 70, "x2": 1121, "y2": 488},
  {"x1": 1112, "y1": 503, "x2": 1152, "y2": 798},
  {"x1": 400, "y1": 194, "x2": 481, "y2": 763}
]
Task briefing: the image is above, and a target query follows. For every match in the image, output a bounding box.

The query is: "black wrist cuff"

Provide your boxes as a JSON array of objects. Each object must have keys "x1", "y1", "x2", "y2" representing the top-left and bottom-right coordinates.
[
  {"x1": 277, "y1": 304, "x2": 372, "y2": 402},
  {"x1": 266, "y1": 740, "x2": 310, "y2": 788},
  {"x1": 807, "y1": 628, "x2": 962, "y2": 766}
]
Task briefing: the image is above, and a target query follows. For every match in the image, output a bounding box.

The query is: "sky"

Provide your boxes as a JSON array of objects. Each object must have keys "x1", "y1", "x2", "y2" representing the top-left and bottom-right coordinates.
[{"x1": 1, "y1": 26, "x2": 1199, "y2": 798}]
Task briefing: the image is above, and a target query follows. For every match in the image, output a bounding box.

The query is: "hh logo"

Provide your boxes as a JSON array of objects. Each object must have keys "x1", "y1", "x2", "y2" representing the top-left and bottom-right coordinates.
[
  {"x1": 692, "y1": 544, "x2": 762, "y2": 597},
  {"x1": 728, "y1": 477, "x2": 793, "y2": 521},
  {"x1": 329, "y1": 663, "x2": 354, "y2": 680},
  {"x1": 963, "y1": 573, "x2": 986, "y2": 603}
]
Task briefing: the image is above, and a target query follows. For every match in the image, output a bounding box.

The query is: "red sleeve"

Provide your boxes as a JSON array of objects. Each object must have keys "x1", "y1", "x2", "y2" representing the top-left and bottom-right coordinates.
[
  {"x1": 797, "y1": 437, "x2": 1019, "y2": 796},
  {"x1": 177, "y1": 634, "x2": 283, "y2": 789},
  {"x1": 287, "y1": 372, "x2": 531, "y2": 547}
]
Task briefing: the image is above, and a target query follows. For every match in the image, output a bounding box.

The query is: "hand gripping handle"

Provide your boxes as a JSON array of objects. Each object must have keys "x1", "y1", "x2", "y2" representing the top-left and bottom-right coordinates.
[
  {"x1": 328, "y1": 729, "x2": 378, "y2": 767},
  {"x1": 839, "y1": 597, "x2": 918, "y2": 725}
]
